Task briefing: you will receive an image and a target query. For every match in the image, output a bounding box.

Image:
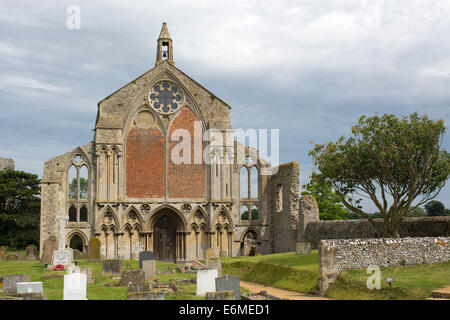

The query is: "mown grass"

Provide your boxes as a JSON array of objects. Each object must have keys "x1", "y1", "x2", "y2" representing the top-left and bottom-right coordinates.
[
  {"x1": 221, "y1": 251, "x2": 450, "y2": 300},
  {"x1": 0, "y1": 257, "x2": 198, "y2": 300},
  {"x1": 1, "y1": 251, "x2": 449, "y2": 300}
]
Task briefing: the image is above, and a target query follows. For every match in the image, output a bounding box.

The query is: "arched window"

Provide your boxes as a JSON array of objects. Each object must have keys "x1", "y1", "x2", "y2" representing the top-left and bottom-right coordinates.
[
  {"x1": 68, "y1": 206, "x2": 77, "y2": 222},
  {"x1": 67, "y1": 154, "x2": 90, "y2": 223},
  {"x1": 79, "y1": 166, "x2": 88, "y2": 199},
  {"x1": 240, "y1": 166, "x2": 249, "y2": 199},
  {"x1": 250, "y1": 167, "x2": 258, "y2": 198},
  {"x1": 240, "y1": 206, "x2": 249, "y2": 221},
  {"x1": 68, "y1": 166, "x2": 77, "y2": 200},
  {"x1": 80, "y1": 206, "x2": 88, "y2": 222}
]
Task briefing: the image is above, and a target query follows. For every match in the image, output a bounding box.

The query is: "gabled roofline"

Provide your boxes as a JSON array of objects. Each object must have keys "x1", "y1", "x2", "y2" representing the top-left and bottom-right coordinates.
[{"x1": 97, "y1": 61, "x2": 232, "y2": 110}]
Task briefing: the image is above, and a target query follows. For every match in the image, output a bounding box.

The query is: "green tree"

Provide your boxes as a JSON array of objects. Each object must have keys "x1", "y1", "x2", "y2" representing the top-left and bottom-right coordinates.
[
  {"x1": 301, "y1": 173, "x2": 355, "y2": 220},
  {"x1": 424, "y1": 200, "x2": 446, "y2": 216},
  {"x1": 0, "y1": 169, "x2": 41, "y2": 249},
  {"x1": 241, "y1": 209, "x2": 259, "y2": 220},
  {"x1": 406, "y1": 207, "x2": 427, "y2": 217},
  {"x1": 309, "y1": 113, "x2": 450, "y2": 237}
]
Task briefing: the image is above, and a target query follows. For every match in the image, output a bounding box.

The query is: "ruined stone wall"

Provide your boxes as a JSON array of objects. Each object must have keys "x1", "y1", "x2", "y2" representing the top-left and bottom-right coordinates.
[
  {"x1": 303, "y1": 216, "x2": 450, "y2": 248},
  {"x1": 0, "y1": 158, "x2": 14, "y2": 171},
  {"x1": 268, "y1": 162, "x2": 300, "y2": 253},
  {"x1": 318, "y1": 237, "x2": 450, "y2": 294}
]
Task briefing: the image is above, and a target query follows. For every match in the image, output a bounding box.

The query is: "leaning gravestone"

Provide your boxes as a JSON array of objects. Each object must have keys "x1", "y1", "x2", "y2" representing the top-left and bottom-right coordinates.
[
  {"x1": 120, "y1": 270, "x2": 145, "y2": 286},
  {"x1": 25, "y1": 245, "x2": 38, "y2": 260},
  {"x1": 142, "y1": 260, "x2": 157, "y2": 282},
  {"x1": 215, "y1": 275, "x2": 241, "y2": 300},
  {"x1": 16, "y1": 282, "x2": 43, "y2": 295},
  {"x1": 40, "y1": 236, "x2": 57, "y2": 264},
  {"x1": 139, "y1": 251, "x2": 154, "y2": 269},
  {"x1": 206, "y1": 259, "x2": 222, "y2": 277},
  {"x1": 88, "y1": 237, "x2": 101, "y2": 260},
  {"x1": 2, "y1": 274, "x2": 30, "y2": 294},
  {"x1": 196, "y1": 269, "x2": 218, "y2": 296},
  {"x1": 64, "y1": 272, "x2": 87, "y2": 300},
  {"x1": 102, "y1": 260, "x2": 122, "y2": 276}
]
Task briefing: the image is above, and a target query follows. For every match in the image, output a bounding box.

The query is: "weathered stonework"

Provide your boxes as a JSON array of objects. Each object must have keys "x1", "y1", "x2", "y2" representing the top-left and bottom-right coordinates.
[
  {"x1": 268, "y1": 162, "x2": 300, "y2": 253},
  {"x1": 302, "y1": 216, "x2": 450, "y2": 248},
  {"x1": 0, "y1": 158, "x2": 14, "y2": 171},
  {"x1": 318, "y1": 237, "x2": 450, "y2": 294},
  {"x1": 39, "y1": 23, "x2": 300, "y2": 261}
]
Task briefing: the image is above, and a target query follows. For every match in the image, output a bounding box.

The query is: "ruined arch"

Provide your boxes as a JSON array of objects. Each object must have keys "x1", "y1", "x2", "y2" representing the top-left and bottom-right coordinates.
[{"x1": 67, "y1": 230, "x2": 88, "y2": 253}]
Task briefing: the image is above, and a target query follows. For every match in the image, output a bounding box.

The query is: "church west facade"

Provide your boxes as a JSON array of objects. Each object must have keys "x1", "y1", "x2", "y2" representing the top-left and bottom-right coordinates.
[{"x1": 39, "y1": 23, "x2": 300, "y2": 261}]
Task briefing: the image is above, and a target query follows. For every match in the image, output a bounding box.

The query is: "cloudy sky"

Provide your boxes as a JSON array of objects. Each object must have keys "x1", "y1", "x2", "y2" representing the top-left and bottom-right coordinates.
[{"x1": 1, "y1": 0, "x2": 449, "y2": 211}]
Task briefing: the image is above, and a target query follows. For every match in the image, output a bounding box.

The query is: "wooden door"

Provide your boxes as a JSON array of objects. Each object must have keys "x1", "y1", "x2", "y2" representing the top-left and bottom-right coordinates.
[{"x1": 153, "y1": 215, "x2": 176, "y2": 261}]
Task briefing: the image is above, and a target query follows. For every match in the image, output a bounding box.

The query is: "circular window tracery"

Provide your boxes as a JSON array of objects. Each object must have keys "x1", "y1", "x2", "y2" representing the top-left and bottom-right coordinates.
[{"x1": 148, "y1": 81, "x2": 183, "y2": 114}]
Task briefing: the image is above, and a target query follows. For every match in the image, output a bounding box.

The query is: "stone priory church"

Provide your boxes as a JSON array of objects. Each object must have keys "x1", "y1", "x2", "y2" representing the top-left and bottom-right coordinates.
[{"x1": 40, "y1": 23, "x2": 300, "y2": 262}]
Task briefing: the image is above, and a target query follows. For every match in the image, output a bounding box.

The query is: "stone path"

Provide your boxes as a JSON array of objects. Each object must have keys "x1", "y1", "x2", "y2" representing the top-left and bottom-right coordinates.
[{"x1": 239, "y1": 281, "x2": 330, "y2": 300}]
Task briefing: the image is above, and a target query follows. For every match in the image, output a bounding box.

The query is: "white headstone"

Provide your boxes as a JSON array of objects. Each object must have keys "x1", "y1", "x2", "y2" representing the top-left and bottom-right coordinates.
[
  {"x1": 196, "y1": 268, "x2": 218, "y2": 296},
  {"x1": 64, "y1": 273, "x2": 87, "y2": 300},
  {"x1": 16, "y1": 282, "x2": 43, "y2": 295}
]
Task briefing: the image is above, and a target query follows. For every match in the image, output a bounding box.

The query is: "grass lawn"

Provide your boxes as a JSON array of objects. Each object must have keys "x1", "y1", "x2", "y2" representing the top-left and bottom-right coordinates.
[
  {"x1": 0, "y1": 257, "x2": 200, "y2": 300},
  {"x1": 221, "y1": 251, "x2": 450, "y2": 300},
  {"x1": 1, "y1": 251, "x2": 449, "y2": 300}
]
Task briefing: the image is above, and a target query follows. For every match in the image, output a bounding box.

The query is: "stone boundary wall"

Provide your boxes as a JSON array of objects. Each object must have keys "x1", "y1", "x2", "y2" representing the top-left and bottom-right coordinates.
[
  {"x1": 304, "y1": 217, "x2": 450, "y2": 248},
  {"x1": 318, "y1": 237, "x2": 450, "y2": 294}
]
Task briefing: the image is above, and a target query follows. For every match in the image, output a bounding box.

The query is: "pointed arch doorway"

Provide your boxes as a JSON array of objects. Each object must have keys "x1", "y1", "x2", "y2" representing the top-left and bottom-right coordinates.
[{"x1": 150, "y1": 207, "x2": 186, "y2": 262}]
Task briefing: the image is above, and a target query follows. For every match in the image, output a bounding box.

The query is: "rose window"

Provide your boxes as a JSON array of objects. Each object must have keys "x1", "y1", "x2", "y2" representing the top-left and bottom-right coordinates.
[{"x1": 148, "y1": 82, "x2": 183, "y2": 114}]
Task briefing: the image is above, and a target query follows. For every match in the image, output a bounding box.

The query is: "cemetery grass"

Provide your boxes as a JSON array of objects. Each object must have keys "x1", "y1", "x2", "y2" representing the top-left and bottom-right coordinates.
[
  {"x1": 221, "y1": 252, "x2": 450, "y2": 300},
  {"x1": 0, "y1": 258, "x2": 200, "y2": 300}
]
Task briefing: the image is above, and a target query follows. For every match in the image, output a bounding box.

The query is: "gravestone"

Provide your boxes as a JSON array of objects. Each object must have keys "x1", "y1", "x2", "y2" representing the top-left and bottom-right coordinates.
[
  {"x1": 40, "y1": 236, "x2": 57, "y2": 264},
  {"x1": 64, "y1": 273, "x2": 87, "y2": 300},
  {"x1": 0, "y1": 246, "x2": 8, "y2": 254},
  {"x1": 215, "y1": 275, "x2": 241, "y2": 300},
  {"x1": 142, "y1": 260, "x2": 157, "y2": 282},
  {"x1": 80, "y1": 267, "x2": 95, "y2": 284},
  {"x1": 219, "y1": 250, "x2": 228, "y2": 258},
  {"x1": 16, "y1": 282, "x2": 43, "y2": 295},
  {"x1": 88, "y1": 237, "x2": 101, "y2": 260},
  {"x1": 0, "y1": 251, "x2": 4, "y2": 260},
  {"x1": 120, "y1": 270, "x2": 145, "y2": 286},
  {"x1": 25, "y1": 245, "x2": 38, "y2": 260},
  {"x1": 196, "y1": 269, "x2": 218, "y2": 296},
  {"x1": 206, "y1": 259, "x2": 222, "y2": 277},
  {"x1": 52, "y1": 249, "x2": 71, "y2": 265},
  {"x1": 127, "y1": 292, "x2": 165, "y2": 300},
  {"x1": 2, "y1": 274, "x2": 30, "y2": 294},
  {"x1": 127, "y1": 282, "x2": 151, "y2": 293},
  {"x1": 139, "y1": 251, "x2": 154, "y2": 269},
  {"x1": 6, "y1": 254, "x2": 18, "y2": 261},
  {"x1": 102, "y1": 259, "x2": 122, "y2": 276}
]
